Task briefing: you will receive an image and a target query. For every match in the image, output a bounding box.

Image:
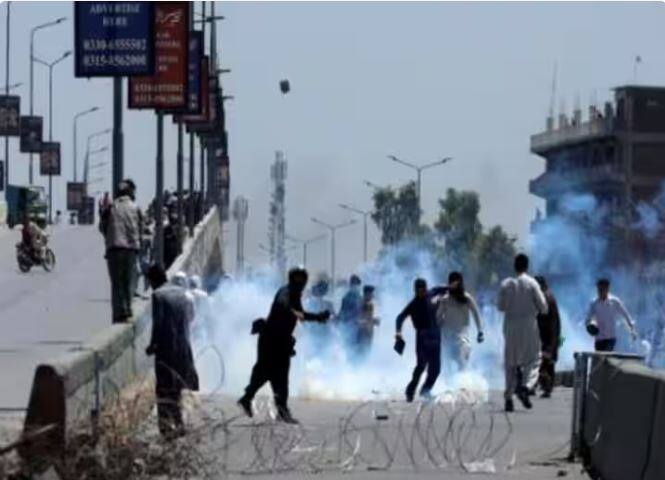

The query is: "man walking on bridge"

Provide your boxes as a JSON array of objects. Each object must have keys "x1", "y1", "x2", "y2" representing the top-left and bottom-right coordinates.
[{"x1": 99, "y1": 179, "x2": 143, "y2": 323}]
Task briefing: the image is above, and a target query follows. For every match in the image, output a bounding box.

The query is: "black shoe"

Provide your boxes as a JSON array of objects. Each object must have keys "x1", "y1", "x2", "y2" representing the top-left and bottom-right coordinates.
[
  {"x1": 541, "y1": 391, "x2": 552, "y2": 399},
  {"x1": 516, "y1": 387, "x2": 533, "y2": 410},
  {"x1": 505, "y1": 399, "x2": 515, "y2": 412},
  {"x1": 237, "y1": 396, "x2": 253, "y2": 418},
  {"x1": 405, "y1": 393, "x2": 414, "y2": 403},
  {"x1": 276, "y1": 407, "x2": 299, "y2": 424}
]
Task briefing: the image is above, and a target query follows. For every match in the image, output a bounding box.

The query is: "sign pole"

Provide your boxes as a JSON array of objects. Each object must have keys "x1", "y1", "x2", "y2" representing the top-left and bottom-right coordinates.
[
  {"x1": 177, "y1": 120, "x2": 184, "y2": 248},
  {"x1": 199, "y1": 0, "x2": 207, "y2": 218},
  {"x1": 154, "y1": 112, "x2": 164, "y2": 267},
  {"x1": 48, "y1": 65, "x2": 52, "y2": 224},
  {"x1": 112, "y1": 77, "x2": 123, "y2": 198},
  {"x1": 188, "y1": 131, "x2": 194, "y2": 236},
  {"x1": 4, "y1": 2, "x2": 10, "y2": 190}
]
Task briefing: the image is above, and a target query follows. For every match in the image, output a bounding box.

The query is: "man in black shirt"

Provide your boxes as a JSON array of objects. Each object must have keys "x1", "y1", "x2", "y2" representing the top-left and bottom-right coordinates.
[
  {"x1": 238, "y1": 267, "x2": 330, "y2": 423},
  {"x1": 395, "y1": 278, "x2": 447, "y2": 401}
]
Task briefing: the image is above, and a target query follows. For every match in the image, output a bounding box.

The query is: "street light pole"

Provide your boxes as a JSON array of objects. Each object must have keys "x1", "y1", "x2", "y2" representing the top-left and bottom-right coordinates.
[
  {"x1": 34, "y1": 50, "x2": 70, "y2": 224},
  {"x1": 311, "y1": 218, "x2": 356, "y2": 288},
  {"x1": 387, "y1": 155, "x2": 452, "y2": 217},
  {"x1": 4, "y1": 2, "x2": 10, "y2": 190},
  {"x1": 286, "y1": 233, "x2": 326, "y2": 269},
  {"x1": 339, "y1": 203, "x2": 371, "y2": 263},
  {"x1": 73, "y1": 107, "x2": 100, "y2": 182},
  {"x1": 29, "y1": 16, "x2": 66, "y2": 185}
]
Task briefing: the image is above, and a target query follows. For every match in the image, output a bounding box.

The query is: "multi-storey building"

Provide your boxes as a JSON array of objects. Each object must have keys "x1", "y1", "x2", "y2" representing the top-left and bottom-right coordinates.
[{"x1": 530, "y1": 85, "x2": 665, "y2": 274}]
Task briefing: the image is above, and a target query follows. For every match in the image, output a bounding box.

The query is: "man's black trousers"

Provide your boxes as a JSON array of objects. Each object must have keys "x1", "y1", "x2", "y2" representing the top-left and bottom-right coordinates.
[{"x1": 406, "y1": 329, "x2": 441, "y2": 399}]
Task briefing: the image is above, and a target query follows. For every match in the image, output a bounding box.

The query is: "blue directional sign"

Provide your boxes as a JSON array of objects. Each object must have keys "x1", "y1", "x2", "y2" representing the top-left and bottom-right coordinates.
[{"x1": 74, "y1": 2, "x2": 155, "y2": 77}]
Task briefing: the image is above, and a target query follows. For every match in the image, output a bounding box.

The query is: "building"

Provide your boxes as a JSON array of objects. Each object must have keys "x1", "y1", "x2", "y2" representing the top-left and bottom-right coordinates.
[{"x1": 530, "y1": 85, "x2": 665, "y2": 274}]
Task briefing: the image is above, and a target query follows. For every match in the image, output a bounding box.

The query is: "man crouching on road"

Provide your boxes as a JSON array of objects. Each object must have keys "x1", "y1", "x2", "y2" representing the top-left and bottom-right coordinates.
[{"x1": 146, "y1": 265, "x2": 199, "y2": 439}]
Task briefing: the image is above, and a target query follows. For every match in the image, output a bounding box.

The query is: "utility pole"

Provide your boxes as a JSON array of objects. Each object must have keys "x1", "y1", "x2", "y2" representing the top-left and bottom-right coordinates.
[
  {"x1": 387, "y1": 155, "x2": 452, "y2": 218},
  {"x1": 29, "y1": 16, "x2": 66, "y2": 185},
  {"x1": 311, "y1": 217, "x2": 356, "y2": 289},
  {"x1": 287, "y1": 233, "x2": 326, "y2": 269},
  {"x1": 112, "y1": 78, "x2": 123, "y2": 197},
  {"x1": 232, "y1": 196, "x2": 249, "y2": 275},
  {"x1": 339, "y1": 203, "x2": 371, "y2": 263},
  {"x1": 73, "y1": 106, "x2": 99, "y2": 182},
  {"x1": 154, "y1": 112, "x2": 164, "y2": 267},
  {"x1": 4, "y1": 2, "x2": 10, "y2": 190},
  {"x1": 34, "y1": 50, "x2": 70, "y2": 224},
  {"x1": 269, "y1": 151, "x2": 287, "y2": 278}
]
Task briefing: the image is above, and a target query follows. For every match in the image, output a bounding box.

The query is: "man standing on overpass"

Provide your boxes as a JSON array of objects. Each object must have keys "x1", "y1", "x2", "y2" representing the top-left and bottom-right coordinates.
[{"x1": 99, "y1": 179, "x2": 143, "y2": 323}]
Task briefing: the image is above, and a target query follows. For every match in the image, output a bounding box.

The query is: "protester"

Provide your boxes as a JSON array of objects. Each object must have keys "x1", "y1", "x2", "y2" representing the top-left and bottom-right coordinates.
[
  {"x1": 395, "y1": 278, "x2": 448, "y2": 402},
  {"x1": 238, "y1": 267, "x2": 330, "y2": 424},
  {"x1": 498, "y1": 254, "x2": 548, "y2": 412},
  {"x1": 337, "y1": 275, "x2": 363, "y2": 347},
  {"x1": 585, "y1": 278, "x2": 637, "y2": 352},
  {"x1": 356, "y1": 285, "x2": 379, "y2": 361},
  {"x1": 99, "y1": 179, "x2": 143, "y2": 323},
  {"x1": 533, "y1": 276, "x2": 561, "y2": 398},
  {"x1": 145, "y1": 264, "x2": 199, "y2": 439},
  {"x1": 163, "y1": 210, "x2": 181, "y2": 269},
  {"x1": 436, "y1": 271, "x2": 484, "y2": 372}
]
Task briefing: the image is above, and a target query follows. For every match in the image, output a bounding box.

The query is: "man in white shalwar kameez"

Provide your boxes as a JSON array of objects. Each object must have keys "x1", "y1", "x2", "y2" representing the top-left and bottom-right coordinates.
[{"x1": 498, "y1": 254, "x2": 548, "y2": 412}]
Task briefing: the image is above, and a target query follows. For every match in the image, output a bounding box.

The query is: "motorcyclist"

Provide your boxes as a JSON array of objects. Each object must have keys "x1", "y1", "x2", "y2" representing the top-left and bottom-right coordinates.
[{"x1": 21, "y1": 213, "x2": 47, "y2": 262}]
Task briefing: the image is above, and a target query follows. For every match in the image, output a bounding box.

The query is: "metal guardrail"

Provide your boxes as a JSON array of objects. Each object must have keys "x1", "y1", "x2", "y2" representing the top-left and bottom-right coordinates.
[{"x1": 568, "y1": 351, "x2": 645, "y2": 462}]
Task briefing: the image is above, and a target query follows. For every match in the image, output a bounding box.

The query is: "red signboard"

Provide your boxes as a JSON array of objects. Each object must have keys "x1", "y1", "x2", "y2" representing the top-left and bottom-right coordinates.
[{"x1": 128, "y1": 2, "x2": 189, "y2": 110}]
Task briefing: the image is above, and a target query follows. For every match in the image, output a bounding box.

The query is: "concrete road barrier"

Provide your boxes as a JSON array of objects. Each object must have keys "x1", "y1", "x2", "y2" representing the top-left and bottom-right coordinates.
[
  {"x1": 584, "y1": 356, "x2": 665, "y2": 480},
  {"x1": 21, "y1": 207, "x2": 223, "y2": 458}
]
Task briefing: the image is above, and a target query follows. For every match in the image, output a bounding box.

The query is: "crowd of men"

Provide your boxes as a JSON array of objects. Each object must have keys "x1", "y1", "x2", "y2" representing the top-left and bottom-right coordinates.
[{"x1": 94, "y1": 181, "x2": 640, "y2": 433}]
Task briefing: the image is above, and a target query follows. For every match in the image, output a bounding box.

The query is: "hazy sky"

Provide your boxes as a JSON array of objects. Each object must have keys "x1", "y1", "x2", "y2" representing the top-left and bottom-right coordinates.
[{"x1": 4, "y1": 1, "x2": 665, "y2": 278}]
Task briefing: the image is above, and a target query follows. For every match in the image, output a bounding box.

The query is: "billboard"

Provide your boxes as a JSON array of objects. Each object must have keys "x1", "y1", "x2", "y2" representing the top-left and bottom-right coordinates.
[
  {"x1": 40, "y1": 142, "x2": 61, "y2": 176},
  {"x1": 128, "y1": 2, "x2": 190, "y2": 110},
  {"x1": 67, "y1": 182, "x2": 87, "y2": 211},
  {"x1": 0, "y1": 95, "x2": 20, "y2": 136},
  {"x1": 74, "y1": 1, "x2": 155, "y2": 77},
  {"x1": 19, "y1": 116, "x2": 43, "y2": 153}
]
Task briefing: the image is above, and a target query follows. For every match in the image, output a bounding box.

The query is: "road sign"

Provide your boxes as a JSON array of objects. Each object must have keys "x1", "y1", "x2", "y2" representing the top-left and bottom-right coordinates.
[
  {"x1": 67, "y1": 182, "x2": 87, "y2": 211},
  {"x1": 0, "y1": 95, "x2": 20, "y2": 136},
  {"x1": 40, "y1": 142, "x2": 61, "y2": 176},
  {"x1": 74, "y1": 1, "x2": 155, "y2": 77},
  {"x1": 128, "y1": 2, "x2": 190, "y2": 110},
  {"x1": 19, "y1": 116, "x2": 43, "y2": 153}
]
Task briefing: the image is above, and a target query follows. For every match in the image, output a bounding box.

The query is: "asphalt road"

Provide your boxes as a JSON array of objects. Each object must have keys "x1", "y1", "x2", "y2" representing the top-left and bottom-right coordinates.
[
  {"x1": 0, "y1": 224, "x2": 110, "y2": 416},
  {"x1": 161, "y1": 388, "x2": 588, "y2": 479}
]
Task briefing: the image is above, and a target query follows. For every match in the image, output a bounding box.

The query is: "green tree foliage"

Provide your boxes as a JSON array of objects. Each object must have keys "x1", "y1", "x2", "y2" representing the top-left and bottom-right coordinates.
[
  {"x1": 435, "y1": 189, "x2": 483, "y2": 267},
  {"x1": 370, "y1": 181, "x2": 421, "y2": 245},
  {"x1": 476, "y1": 225, "x2": 518, "y2": 287}
]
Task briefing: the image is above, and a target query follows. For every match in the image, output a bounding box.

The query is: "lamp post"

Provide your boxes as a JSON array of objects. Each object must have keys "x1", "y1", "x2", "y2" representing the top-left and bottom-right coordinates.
[
  {"x1": 84, "y1": 128, "x2": 111, "y2": 187},
  {"x1": 29, "y1": 15, "x2": 66, "y2": 185},
  {"x1": 4, "y1": 2, "x2": 10, "y2": 190},
  {"x1": 311, "y1": 217, "x2": 356, "y2": 288},
  {"x1": 34, "y1": 50, "x2": 71, "y2": 224},
  {"x1": 73, "y1": 107, "x2": 100, "y2": 182},
  {"x1": 84, "y1": 146, "x2": 108, "y2": 188},
  {"x1": 286, "y1": 233, "x2": 326, "y2": 269},
  {"x1": 339, "y1": 203, "x2": 371, "y2": 263},
  {"x1": 0, "y1": 81, "x2": 21, "y2": 91},
  {"x1": 387, "y1": 155, "x2": 452, "y2": 216}
]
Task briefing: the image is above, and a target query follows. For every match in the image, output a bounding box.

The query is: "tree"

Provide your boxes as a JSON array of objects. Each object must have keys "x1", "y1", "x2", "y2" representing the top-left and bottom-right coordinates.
[
  {"x1": 435, "y1": 188, "x2": 483, "y2": 268},
  {"x1": 476, "y1": 225, "x2": 517, "y2": 287},
  {"x1": 370, "y1": 181, "x2": 421, "y2": 245}
]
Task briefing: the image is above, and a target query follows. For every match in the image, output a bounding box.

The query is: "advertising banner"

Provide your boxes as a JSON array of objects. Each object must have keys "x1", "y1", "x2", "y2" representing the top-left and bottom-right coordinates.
[
  {"x1": 19, "y1": 116, "x2": 43, "y2": 153},
  {"x1": 128, "y1": 2, "x2": 190, "y2": 110},
  {"x1": 0, "y1": 95, "x2": 20, "y2": 136},
  {"x1": 40, "y1": 142, "x2": 61, "y2": 176},
  {"x1": 74, "y1": 1, "x2": 155, "y2": 77},
  {"x1": 67, "y1": 182, "x2": 87, "y2": 211}
]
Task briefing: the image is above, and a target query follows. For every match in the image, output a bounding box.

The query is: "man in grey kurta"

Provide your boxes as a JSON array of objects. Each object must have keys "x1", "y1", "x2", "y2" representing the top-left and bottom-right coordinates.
[
  {"x1": 99, "y1": 179, "x2": 143, "y2": 323},
  {"x1": 498, "y1": 254, "x2": 548, "y2": 412}
]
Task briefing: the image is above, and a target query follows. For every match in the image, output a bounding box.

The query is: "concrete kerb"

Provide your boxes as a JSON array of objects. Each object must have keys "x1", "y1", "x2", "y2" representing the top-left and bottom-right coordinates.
[{"x1": 20, "y1": 207, "x2": 223, "y2": 459}]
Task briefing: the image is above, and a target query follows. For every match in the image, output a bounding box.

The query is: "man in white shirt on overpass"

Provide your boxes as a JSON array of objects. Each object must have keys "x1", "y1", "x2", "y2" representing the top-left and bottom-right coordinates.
[{"x1": 585, "y1": 278, "x2": 637, "y2": 352}]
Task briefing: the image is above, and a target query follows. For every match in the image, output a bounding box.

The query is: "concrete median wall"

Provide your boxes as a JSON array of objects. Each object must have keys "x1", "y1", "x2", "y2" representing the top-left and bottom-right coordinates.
[
  {"x1": 21, "y1": 207, "x2": 223, "y2": 457},
  {"x1": 584, "y1": 356, "x2": 665, "y2": 480}
]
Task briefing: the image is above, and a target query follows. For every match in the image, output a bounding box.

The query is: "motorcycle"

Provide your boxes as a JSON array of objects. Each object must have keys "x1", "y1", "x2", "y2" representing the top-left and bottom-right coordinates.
[{"x1": 16, "y1": 239, "x2": 56, "y2": 273}]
